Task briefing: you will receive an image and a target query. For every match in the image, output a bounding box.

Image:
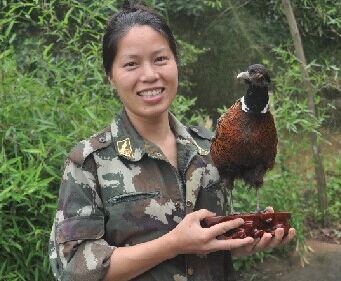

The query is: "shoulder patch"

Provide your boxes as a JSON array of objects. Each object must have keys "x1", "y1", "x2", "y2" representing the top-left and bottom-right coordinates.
[
  {"x1": 188, "y1": 125, "x2": 213, "y2": 140},
  {"x1": 68, "y1": 126, "x2": 112, "y2": 166}
]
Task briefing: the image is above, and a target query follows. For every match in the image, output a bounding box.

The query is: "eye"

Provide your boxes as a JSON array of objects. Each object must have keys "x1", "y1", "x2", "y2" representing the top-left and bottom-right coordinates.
[
  {"x1": 124, "y1": 61, "x2": 138, "y2": 68},
  {"x1": 155, "y1": 56, "x2": 168, "y2": 63}
]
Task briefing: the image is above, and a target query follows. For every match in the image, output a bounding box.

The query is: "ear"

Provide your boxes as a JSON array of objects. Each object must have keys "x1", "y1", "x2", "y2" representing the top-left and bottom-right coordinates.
[{"x1": 108, "y1": 76, "x2": 116, "y2": 89}]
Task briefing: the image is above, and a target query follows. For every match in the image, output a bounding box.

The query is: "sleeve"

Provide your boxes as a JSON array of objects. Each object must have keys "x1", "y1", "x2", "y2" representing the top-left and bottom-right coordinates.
[{"x1": 48, "y1": 155, "x2": 115, "y2": 281}]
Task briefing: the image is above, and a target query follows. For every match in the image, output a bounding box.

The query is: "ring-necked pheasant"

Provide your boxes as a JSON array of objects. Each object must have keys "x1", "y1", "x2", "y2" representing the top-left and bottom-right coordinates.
[{"x1": 210, "y1": 64, "x2": 278, "y2": 214}]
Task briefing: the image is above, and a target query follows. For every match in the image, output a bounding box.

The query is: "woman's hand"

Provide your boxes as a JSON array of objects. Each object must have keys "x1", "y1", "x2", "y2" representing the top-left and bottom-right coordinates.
[
  {"x1": 231, "y1": 227, "x2": 296, "y2": 257},
  {"x1": 167, "y1": 209, "x2": 255, "y2": 256},
  {"x1": 231, "y1": 207, "x2": 296, "y2": 257}
]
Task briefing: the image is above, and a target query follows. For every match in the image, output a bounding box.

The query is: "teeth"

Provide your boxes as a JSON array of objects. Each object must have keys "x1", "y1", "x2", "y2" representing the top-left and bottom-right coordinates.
[{"x1": 139, "y1": 89, "x2": 163, "y2": 97}]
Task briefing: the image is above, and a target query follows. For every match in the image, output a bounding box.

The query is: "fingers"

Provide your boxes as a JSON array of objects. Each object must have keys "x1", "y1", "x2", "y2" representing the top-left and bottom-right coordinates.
[
  {"x1": 185, "y1": 210, "x2": 296, "y2": 255},
  {"x1": 281, "y1": 228, "x2": 296, "y2": 245},
  {"x1": 244, "y1": 238, "x2": 260, "y2": 252},
  {"x1": 179, "y1": 210, "x2": 255, "y2": 253},
  {"x1": 230, "y1": 227, "x2": 297, "y2": 257},
  {"x1": 266, "y1": 228, "x2": 285, "y2": 248},
  {"x1": 215, "y1": 237, "x2": 254, "y2": 251},
  {"x1": 193, "y1": 209, "x2": 216, "y2": 220},
  {"x1": 253, "y1": 227, "x2": 295, "y2": 252},
  {"x1": 208, "y1": 218, "x2": 245, "y2": 237},
  {"x1": 252, "y1": 232, "x2": 273, "y2": 251},
  {"x1": 184, "y1": 209, "x2": 216, "y2": 227},
  {"x1": 264, "y1": 206, "x2": 274, "y2": 213}
]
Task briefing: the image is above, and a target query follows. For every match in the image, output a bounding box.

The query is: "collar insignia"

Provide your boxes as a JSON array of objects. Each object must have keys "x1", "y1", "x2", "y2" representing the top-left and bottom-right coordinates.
[
  {"x1": 192, "y1": 139, "x2": 209, "y2": 156},
  {"x1": 117, "y1": 138, "x2": 134, "y2": 158}
]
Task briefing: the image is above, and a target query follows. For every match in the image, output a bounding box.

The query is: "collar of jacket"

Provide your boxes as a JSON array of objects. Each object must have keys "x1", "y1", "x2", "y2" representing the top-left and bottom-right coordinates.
[{"x1": 111, "y1": 110, "x2": 209, "y2": 162}]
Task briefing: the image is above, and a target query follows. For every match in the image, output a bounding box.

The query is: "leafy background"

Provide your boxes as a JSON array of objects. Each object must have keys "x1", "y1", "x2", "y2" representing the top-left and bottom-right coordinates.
[{"x1": 1, "y1": 0, "x2": 340, "y2": 280}]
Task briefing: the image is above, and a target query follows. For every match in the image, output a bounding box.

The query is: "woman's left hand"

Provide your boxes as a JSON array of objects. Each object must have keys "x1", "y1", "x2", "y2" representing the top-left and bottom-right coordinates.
[{"x1": 231, "y1": 207, "x2": 296, "y2": 257}]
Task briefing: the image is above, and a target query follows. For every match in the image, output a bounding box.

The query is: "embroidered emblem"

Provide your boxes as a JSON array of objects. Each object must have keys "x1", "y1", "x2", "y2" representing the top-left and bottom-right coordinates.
[
  {"x1": 192, "y1": 139, "x2": 209, "y2": 156},
  {"x1": 117, "y1": 138, "x2": 134, "y2": 158}
]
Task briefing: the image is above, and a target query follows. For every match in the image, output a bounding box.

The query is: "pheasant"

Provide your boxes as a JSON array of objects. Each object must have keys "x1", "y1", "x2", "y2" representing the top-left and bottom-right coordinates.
[{"x1": 210, "y1": 64, "x2": 277, "y2": 214}]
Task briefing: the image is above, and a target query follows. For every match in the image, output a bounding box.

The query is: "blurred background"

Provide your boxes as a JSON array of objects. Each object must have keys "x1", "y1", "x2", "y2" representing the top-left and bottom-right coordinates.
[{"x1": 1, "y1": 0, "x2": 340, "y2": 280}]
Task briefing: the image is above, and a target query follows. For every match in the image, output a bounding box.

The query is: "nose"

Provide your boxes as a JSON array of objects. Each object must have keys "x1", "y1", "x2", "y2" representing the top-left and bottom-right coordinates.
[{"x1": 140, "y1": 62, "x2": 159, "y2": 82}]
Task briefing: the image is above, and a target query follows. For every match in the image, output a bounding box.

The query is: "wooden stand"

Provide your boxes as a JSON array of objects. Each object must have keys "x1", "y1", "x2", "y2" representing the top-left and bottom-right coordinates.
[{"x1": 203, "y1": 212, "x2": 291, "y2": 239}]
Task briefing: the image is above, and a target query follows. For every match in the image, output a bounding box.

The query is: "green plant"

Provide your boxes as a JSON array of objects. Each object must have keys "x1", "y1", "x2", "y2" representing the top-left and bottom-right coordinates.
[
  {"x1": 325, "y1": 158, "x2": 341, "y2": 220},
  {"x1": 309, "y1": 156, "x2": 341, "y2": 223}
]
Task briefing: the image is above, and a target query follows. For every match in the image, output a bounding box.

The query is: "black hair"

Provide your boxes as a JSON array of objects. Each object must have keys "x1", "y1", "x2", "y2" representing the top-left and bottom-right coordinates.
[{"x1": 102, "y1": 0, "x2": 178, "y2": 77}]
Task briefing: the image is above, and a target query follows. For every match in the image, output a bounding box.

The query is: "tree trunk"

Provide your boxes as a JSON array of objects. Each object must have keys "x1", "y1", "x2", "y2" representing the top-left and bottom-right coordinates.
[{"x1": 281, "y1": 0, "x2": 328, "y2": 223}]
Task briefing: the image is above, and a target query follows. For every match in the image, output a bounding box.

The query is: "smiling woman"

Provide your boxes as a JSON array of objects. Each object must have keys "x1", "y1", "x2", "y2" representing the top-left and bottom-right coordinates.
[
  {"x1": 109, "y1": 25, "x2": 178, "y2": 122},
  {"x1": 48, "y1": 1, "x2": 295, "y2": 281}
]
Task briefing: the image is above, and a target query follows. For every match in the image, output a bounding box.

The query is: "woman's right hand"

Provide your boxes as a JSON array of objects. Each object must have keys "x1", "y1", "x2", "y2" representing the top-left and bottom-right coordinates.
[
  {"x1": 167, "y1": 209, "x2": 254, "y2": 257},
  {"x1": 104, "y1": 209, "x2": 251, "y2": 281}
]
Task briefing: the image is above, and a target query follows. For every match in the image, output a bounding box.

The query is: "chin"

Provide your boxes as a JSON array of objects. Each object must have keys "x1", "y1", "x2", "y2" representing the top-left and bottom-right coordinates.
[
  {"x1": 142, "y1": 100, "x2": 173, "y2": 118},
  {"x1": 141, "y1": 107, "x2": 169, "y2": 119}
]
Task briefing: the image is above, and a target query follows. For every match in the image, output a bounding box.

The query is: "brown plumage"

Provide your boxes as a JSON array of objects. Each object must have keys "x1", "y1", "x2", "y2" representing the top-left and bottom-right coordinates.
[{"x1": 210, "y1": 64, "x2": 277, "y2": 213}]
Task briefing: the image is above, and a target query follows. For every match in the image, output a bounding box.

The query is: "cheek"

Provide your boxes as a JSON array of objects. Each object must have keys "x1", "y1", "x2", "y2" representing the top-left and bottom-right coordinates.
[
  {"x1": 164, "y1": 65, "x2": 178, "y2": 87},
  {"x1": 113, "y1": 72, "x2": 138, "y2": 92}
]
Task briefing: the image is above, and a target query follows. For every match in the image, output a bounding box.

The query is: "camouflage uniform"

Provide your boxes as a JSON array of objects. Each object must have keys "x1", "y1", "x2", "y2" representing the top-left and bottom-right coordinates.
[{"x1": 49, "y1": 110, "x2": 235, "y2": 281}]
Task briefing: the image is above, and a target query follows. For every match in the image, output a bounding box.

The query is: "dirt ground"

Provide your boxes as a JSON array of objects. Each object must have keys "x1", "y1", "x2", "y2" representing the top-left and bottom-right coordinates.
[{"x1": 238, "y1": 240, "x2": 341, "y2": 281}]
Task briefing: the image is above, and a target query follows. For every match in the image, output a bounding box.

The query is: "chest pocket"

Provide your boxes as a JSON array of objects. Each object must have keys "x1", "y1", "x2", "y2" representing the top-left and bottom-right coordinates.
[
  {"x1": 106, "y1": 191, "x2": 161, "y2": 205},
  {"x1": 95, "y1": 153, "x2": 184, "y2": 246},
  {"x1": 204, "y1": 180, "x2": 223, "y2": 192}
]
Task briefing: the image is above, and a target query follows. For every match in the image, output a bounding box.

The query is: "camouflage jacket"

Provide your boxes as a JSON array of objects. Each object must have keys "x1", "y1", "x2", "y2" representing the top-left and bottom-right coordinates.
[{"x1": 49, "y1": 110, "x2": 236, "y2": 281}]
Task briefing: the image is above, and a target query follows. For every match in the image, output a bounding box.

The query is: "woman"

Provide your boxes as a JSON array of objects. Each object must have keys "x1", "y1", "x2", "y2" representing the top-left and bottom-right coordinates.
[{"x1": 49, "y1": 2, "x2": 295, "y2": 281}]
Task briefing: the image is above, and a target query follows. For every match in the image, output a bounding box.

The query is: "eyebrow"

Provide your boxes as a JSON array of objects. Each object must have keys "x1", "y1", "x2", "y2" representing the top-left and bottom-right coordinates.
[{"x1": 121, "y1": 48, "x2": 169, "y2": 59}]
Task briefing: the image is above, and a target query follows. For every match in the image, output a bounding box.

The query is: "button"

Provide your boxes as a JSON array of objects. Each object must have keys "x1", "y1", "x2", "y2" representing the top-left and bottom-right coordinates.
[
  {"x1": 187, "y1": 267, "x2": 194, "y2": 276},
  {"x1": 99, "y1": 136, "x2": 106, "y2": 143},
  {"x1": 186, "y1": 201, "x2": 193, "y2": 207},
  {"x1": 175, "y1": 201, "x2": 181, "y2": 209},
  {"x1": 199, "y1": 148, "x2": 209, "y2": 155},
  {"x1": 156, "y1": 152, "x2": 163, "y2": 158}
]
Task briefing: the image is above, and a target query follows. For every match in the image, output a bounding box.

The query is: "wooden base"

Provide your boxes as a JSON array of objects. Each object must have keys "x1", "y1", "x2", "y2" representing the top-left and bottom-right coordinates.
[{"x1": 203, "y1": 212, "x2": 291, "y2": 239}]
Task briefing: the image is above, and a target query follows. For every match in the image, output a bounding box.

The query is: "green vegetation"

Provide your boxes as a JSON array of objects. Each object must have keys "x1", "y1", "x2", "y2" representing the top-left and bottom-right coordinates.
[{"x1": 1, "y1": 1, "x2": 340, "y2": 280}]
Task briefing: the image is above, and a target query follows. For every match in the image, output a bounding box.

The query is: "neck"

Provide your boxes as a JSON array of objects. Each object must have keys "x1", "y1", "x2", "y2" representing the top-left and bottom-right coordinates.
[
  {"x1": 125, "y1": 109, "x2": 172, "y2": 143},
  {"x1": 241, "y1": 86, "x2": 269, "y2": 114},
  {"x1": 125, "y1": 108, "x2": 178, "y2": 169}
]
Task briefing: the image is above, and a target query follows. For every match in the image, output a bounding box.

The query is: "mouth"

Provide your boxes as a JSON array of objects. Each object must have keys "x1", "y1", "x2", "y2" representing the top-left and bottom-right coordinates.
[{"x1": 137, "y1": 88, "x2": 165, "y2": 97}]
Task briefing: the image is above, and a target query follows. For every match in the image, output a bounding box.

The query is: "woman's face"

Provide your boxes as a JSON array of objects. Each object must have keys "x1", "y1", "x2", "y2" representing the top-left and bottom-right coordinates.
[{"x1": 109, "y1": 25, "x2": 178, "y2": 121}]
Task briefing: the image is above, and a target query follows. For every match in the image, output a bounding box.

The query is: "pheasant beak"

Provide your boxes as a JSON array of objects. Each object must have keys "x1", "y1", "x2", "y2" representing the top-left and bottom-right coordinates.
[{"x1": 237, "y1": 71, "x2": 250, "y2": 80}]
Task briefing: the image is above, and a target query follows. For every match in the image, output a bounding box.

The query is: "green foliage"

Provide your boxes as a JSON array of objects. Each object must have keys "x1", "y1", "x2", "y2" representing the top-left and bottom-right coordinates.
[
  {"x1": 325, "y1": 158, "x2": 341, "y2": 220},
  {"x1": 0, "y1": 6, "x2": 119, "y2": 279},
  {"x1": 177, "y1": 38, "x2": 208, "y2": 93},
  {"x1": 267, "y1": 44, "x2": 340, "y2": 141},
  {"x1": 0, "y1": 48, "x2": 119, "y2": 281},
  {"x1": 309, "y1": 156, "x2": 341, "y2": 223},
  {"x1": 291, "y1": 0, "x2": 341, "y2": 39},
  {"x1": 264, "y1": 53, "x2": 323, "y2": 136},
  {"x1": 163, "y1": 0, "x2": 208, "y2": 17}
]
